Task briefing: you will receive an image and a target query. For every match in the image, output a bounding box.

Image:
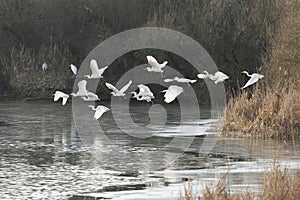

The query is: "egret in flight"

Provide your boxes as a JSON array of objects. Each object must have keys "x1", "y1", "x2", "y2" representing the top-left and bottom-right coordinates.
[
  {"x1": 105, "y1": 80, "x2": 132, "y2": 96},
  {"x1": 81, "y1": 92, "x2": 100, "y2": 101},
  {"x1": 85, "y1": 59, "x2": 108, "y2": 79},
  {"x1": 69, "y1": 64, "x2": 78, "y2": 75},
  {"x1": 145, "y1": 55, "x2": 168, "y2": 73},
  {"x1": 241, "y1": 71, "x2": 264, "y2": 89},
  {"x1": 164, "y1": 76, "x2": 197, "y2": 84},
  {"x1": 53, "y1": 91, "x2": 69, "y2": 105},
  {"x1": 42, "y1": 62, "x2": 48, "y2": 71},
  {"x1": 197, "y1": 71, "x2": 210, "y2": 79},
  {"x1": 136, "y1": 84, "x2": 155, "y2": 99},
  {"x1": 198, "y1": 71, "x2": 229, "y2": 84},
  {"x1": 88, "y1": 105, "x2": 110, "y2": 120},
  {"x1": 131, "y1": 91, "x2": 153, "y2": 102},
  {"x1": 161, "y1": 85, "x2": 183, "y2": 103},
  {"x1": 70, "y1": 80, "x2": 89, "y2": 97}
]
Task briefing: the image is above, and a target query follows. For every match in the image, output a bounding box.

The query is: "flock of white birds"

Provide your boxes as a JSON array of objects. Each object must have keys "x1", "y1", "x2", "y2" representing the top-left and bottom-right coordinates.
[{"x1": 46, "y1": 55, "x2": 264, "y2": 120}]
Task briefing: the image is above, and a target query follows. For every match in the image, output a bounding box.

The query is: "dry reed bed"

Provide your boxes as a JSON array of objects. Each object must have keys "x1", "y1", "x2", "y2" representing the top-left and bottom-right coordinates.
[
  {"x1": 221, "y1": 0, "x2": 300, "y2": 139},
  {"x1": 180, "y1": 164, "x2": 300, "y2": 200}
]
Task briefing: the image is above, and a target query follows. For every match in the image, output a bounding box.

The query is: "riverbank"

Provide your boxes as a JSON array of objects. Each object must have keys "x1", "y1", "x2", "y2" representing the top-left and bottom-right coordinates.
[
  {"x1": 221, "y1": 0, "x2": 300, "y2": 139},
  {"x1": 180, "y1": 162, "x2": 300, "y2": 200}
]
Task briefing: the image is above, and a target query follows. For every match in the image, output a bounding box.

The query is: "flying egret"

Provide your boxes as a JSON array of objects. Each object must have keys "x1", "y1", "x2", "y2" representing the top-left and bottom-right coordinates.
[
  {"x1": 164, "y1": 76, "x2": 197, "y2": 84},
  {"x1": 105, "y1": 80, "x2": 132, "y2": 96},
  {"x1": 81, "y1": 92, "x2": 100, "y2": 101},
  {"x1": 88, "y1": 105, "x2": 110, "y2": 120},
  {"x1": 42, "y1": 62, "x2": 48, "y2": 71},
  {"x1": 241, "y1": 71, "x2": 264, "y2": 89},
  {"x1": 197, "y1": 71, "x2": 229, "y2": 84},
  {"x1": 137, "y1": 84, "x2": 155, "y2": 99},
  {"x1": 145, "y1": 55, "x2": 168, "y2": 73},
  {"x1": 161, "y1": 85, "x2": 183, "y2": 103},
  {"x1": 70, "y1": 80, "x2": 89, "y2": 97},
  {"x1": 53, "y1": 91, "x2": 69, "y2": 105},
  {"x1": 197, "y1": 71, "x2": 210, "y2": 79},
  {"x1": 69, "y1": 64, "x2": 78, "y2": 75},
  {"x1": 85, "y1": 59, "x2": 108, "y2": 79},
  {"x1": 131, "y1": 92, "x2": 153, "y2": 102}
]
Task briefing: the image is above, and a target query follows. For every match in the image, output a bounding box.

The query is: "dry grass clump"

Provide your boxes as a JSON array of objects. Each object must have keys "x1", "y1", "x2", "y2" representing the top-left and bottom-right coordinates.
[
  {"x1": 221, "y1": 0, "x2": 300, "y2": 139},
  {"x1": 260, "y1": 165, "x2": 300, "y2": 200},
  {"x1": 222, "y1": 85, "x2": 300, "y2": 139},
  {"x1": 180, "y1": 164, "x2": 300, "y2": 200},
  {"x1": 0, "y1": 44, "x2": 73, "y2": 99}
]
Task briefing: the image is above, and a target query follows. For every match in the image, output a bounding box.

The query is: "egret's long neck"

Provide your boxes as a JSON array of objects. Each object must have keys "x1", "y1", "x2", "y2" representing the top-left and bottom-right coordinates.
[{"x1": 244, "y1": 71, "x2": 251, "y2": 77}]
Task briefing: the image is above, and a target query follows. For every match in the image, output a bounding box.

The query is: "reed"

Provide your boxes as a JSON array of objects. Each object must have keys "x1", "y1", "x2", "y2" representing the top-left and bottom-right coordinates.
[
  {"x1": 221, "y1": 0, "x2": 300, "y2": 139},
  {"x1": 180, "y1": 163, "x2": 300, "y2": 200},
  {"x1": 0, "y1": 44, "x2": 73, "y2": 99}
]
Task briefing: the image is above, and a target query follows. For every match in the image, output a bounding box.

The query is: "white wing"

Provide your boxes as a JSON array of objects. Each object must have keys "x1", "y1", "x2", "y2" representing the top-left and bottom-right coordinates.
[
  {"x1": 119, "y1": 80, "x2": 132, "y2": 94},
  {"x1": 71, "y1": 64, "x2": 78, "y2": 75},
  {"x1": 42, "y1": 63, "x2": 47, "y2": 71},
  {"x1": 54, "y1": 91, "x2": 66, "y2": 101},
  {"x1": 77, "y1": 80, "x2": 88, "y2": 94},
  {"x1": 163, "y1": 85, "x2": 183, "y2": 103},
  {"x1": 105, "y1": 82, "x2": 120, "y2": 93},
  {"x1": 138, "y1": 84, "x2": 154, "y2": 98},
  {"x1": 62, "y1": 97, "x2": 68, "y2": 105},
  {"x1": 147, "y1": 55, "x2": 161, "y2": 70},
  {"x1": 84, "y1": 92, "x2": 99, "y2": 101},
  {"x1": 164, "y1": 78, "x2": 174, "y2": 82},
  {"x1": 90, "y1": 59, "x2": 99, "y2": 75},
  {"x1": 215, "y1": 71, "x2": 229, "y2": 80},
  {"x1": 98, "y1": 66, "x2": 108, "y2": 76},
  {"x1": 197, "y1": 73, "x2": 209, "y2": 79},
  {"x1": 94, "y1": 106, "x2": 110, "y2": 120},
  {"x1": 242, "y1": 74, "x2": 263, "y2": 89}
]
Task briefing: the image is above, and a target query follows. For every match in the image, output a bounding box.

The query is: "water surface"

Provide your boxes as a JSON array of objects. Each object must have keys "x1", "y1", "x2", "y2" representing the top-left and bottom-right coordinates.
[{"x1": 0, "y1": 101, "x2": 299, "y2": 199}]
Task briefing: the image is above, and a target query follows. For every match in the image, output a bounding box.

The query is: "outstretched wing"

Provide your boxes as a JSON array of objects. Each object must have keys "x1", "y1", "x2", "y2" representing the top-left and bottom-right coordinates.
[
  {"x1": 77, "y1": 80, "x2": 87, "y2": 93},
  {"x1": 94, "y1": 106, "x2": 110, "y2": 120},
  {"x1": 98, "y1": 66, "x2": 108, "y2": 76},
  {"x1": 242, "y1": 76, "x2": 259, "y2": 89},
  {"x1": 215, "y1": 71, "x2": 229, "y2": 80},
  {"x1": 71, "y1": 64, "x2": 77, "y2": 75},
  {"x1": 164, "y1": 85, "x2": 183, "y2": 103},
  {"x1": 62, "y1": 97, "x2": 68, "y2": 105},
  {"x1": 105, "y1": 82, "x2": 119, "y2": 93},
  {"x1": 164, "y1": 78, "x2": 174, "y2": 82},
  {"x1": 54, "y1": 91, "x2": 64, "y2": 101},
  {"x1": 146, "y1": 55, "x2": 160, "y2": 70},
  {"x1": 90, "y1": 59, "x2": 99, "y2": 75},
  {"x1": 120, "y1": 80, "x2": 132, "y2": 93}
]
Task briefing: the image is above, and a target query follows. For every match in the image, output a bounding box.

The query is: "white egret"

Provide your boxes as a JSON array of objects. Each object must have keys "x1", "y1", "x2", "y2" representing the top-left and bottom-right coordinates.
[
  {"x1": 197, "y1": 71, "x2": 229, "y2": 84},
  {"x1": 105, "y1": 80, "x2": 132, "y2": 96},
  {"x1": 131, "y1": 92, "x2": 152, "y2": 102},
  {"x1": 85, "y1": 59, "x2": 108, "y2": 79},
  {"x1": 88, "y1": 105, "x2": 110, "y2": 120},
  {"x1": 69, "y1": 64, "x2": 78, "y2": 75},
  {"x1": 161, "y1": 85, "x2": 183, "y2": 103},
  {"x1": 53, "y1": 91, "x2": 69, "y2": 105},
  {"x1": 42, "y1": 62, "x2": 48, "y2": 71},
  {"x1": 241, "y1": 71, "x2": 264, "y2": 89},
  {"x1": 197, "y1": 71, "x2": 210, "y2": 79},
  {"x1": 70, "y1": 80, "x2": 89, "y2": 97},
  {"x1": 137, "y1": 84, "x2": 155, "y2": 99},
  {"x1": 145, "y1": 55, "x2": 168, "y2": 73},
  {"x1": 81, "y1": 92, "x2": 100, "y2": 101},
  {"x1": 164, "y1": 76, "x2": 197, "y2": 84}
]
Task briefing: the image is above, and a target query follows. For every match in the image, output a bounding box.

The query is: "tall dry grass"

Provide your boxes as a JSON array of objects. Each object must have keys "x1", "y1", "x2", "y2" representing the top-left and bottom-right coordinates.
[
  {"x1": 180, "y1": 163, "x2": 300, "y2": 200},
  {"x1": 0, "y1": 44, "x2": 73, "y2": 99},
  {"x1": 221, "y1": 0, "x2": 300, "y2": 139}
]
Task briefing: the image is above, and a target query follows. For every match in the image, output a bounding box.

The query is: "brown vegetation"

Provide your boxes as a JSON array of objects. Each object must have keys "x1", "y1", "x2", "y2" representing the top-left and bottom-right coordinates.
[
  {"x1": 180, "y1": 163, "x2": 300, "y2": 200},
  {"x1": 221, "y1": 0, "x2": 300, "y2": 139}
]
